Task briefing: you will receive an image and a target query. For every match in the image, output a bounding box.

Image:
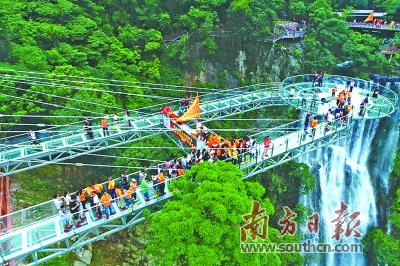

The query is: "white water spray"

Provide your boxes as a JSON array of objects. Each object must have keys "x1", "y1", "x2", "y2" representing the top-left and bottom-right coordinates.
[{"x1": 300, "y1": 119, "x2": 380, "y2": 265}]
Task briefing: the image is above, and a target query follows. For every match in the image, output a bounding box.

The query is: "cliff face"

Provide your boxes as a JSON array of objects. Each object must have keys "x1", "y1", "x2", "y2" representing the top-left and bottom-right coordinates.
[{"x1": 195, "y1": 39, "x2": 303, "y2": 87}]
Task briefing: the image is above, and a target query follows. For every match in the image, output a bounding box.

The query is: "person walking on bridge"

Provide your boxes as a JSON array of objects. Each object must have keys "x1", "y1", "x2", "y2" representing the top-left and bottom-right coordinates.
[
  {"x1": 69, "y1": 196, "x2": 82, "y2": 228},
  {"x1": 312, "y1": 73, "x2": 318, "y2": 87},
  {"x1": 311, "y1": 91, "x2": 318, "y2": 108},
  {"x1": 349, "y1": 79, "x2": 355, "y2": 92},
  {"x1": 317, "y1": 72, "x2": 324, "y2": 87},
  {"x1": 310, "y1": 117, "x2": 318, "y2": 137},
  {"x1": 28, "y1": 130, "x2": 40, "y2": 146},
  {"x1": 100, "y1": 191, "x2": 113, "y2": 219},
  {"x1": 119, "y1": 171, "x2": 128, "y2": 191},
  {"x1": 141, "y1": 176, "x2": 151, "y2": 202},
  {"x1": 261, "y1": 136, "x2": 272, "y2": 159},
  {"x1": 304, "y1": 112, "x2": 311, "y2": 134},
  {"x1": 123, "y1": 187, "x2": 134, "y2": 210},
  {"x1": 59, "y1": 205, "x2": 71, "y2": 233},
  {"x1": 107, "y1": 176, "x2": 116, "y2": 200},
  {"x1": 83, "y1": 118, "x2": 94, "y2": 140},
  {"x1": 331, "y1": 85, "x2": 337, "y2": 98},
  {"x1": 77, "y1": 189, "x2": 88, "y2": 212},
  {"x1": 289, "y1": 87, "x2": 295, "y2": 101},
  {"x1": 130, "y1": 178, "x2": 138, "y2": 203},
  {"x1": 158, "y1": 171, "x2": 166, "y2": 196},
  {"x1": 100, "y1": 117, "x2": 109, "y2": 137},
  {"x1": 359, "y1": 102, "x2": 366, "y2": 117},
  {"x1": 115, "y1": 185, "x2": 126, "y2": 210},
  {"x1": 181, "y1": 96, "x2": 190, "y2": 113},
  {"x1": 301, "y1": 91, "x2": 307, "y2": 107}
]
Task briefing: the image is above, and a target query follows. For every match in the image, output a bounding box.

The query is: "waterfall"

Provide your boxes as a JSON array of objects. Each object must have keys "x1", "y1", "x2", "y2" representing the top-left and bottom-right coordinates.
[
  {"x1": 375, "y1": 81, "x2": 400, "y2": 235},
  {"x1": 299, "y1": 119, "x2": 380, "y2": 265}
]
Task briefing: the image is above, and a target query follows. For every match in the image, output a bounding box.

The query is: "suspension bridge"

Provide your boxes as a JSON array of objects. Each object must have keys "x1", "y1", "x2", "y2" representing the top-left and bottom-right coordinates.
[{"x1": 0, "y1": 73, "x2": 397, "y2": 265}]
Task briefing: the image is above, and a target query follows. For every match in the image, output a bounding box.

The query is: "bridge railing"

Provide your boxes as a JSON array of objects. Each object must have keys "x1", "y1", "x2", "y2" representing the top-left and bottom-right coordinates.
[
  {"x1": 280, "y1": 74, "x2": 398, "y2": 118},
  {"x1": 0, "y1": 114, "x2": 354, "y2": 261},
  {"x1": 0, "y1": 77, "x2": 281, "y2": 154},
  {"x1": 0, "y1": 157, "x2": 174, "y2": 236},
  {"x1": 0, "y1": 82, "x2": 285, "y2": 234}
]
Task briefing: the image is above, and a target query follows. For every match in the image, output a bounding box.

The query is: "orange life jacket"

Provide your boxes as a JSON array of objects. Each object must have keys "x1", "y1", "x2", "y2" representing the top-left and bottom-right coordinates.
[
  {"x1": 86, "y1": 187, "x2": 95, "y2": 198},
  {"x1": 130, "y1": 181, "x2": 137, "y2": 192},
  {"x1": 311, "y1": 120, "x2": 318, "y2": 128},
  {"x1": 116, "y1": 188, "x2": 123, "y2": 198},
  {"x1": 79, "y1": 190, "x2": 86, "y2": 202},
  {"x1": 158, "y1": 173, "x2": 165, "y2": 183},
  {"x1": 101, "y1": 118, "x2": 109, "y2": 127},
  {"x1": 177, "y1": 169, "x2": 184, "y2": 177},
  {"x1": 108, "y1": 180, "x2": 115, "y2": 190},
  {"x1": 93, "y1": 184, "x2": 103, "y2": 194},
  {"x1": 100, "y1": 193, "x2": 111, "y2": 207},
  {"x1": 124, "y1": 189, "x2": 133, "y2": 199},
  {"x1": 235, "y1": 139, "x2": 240, "y2": 146}
]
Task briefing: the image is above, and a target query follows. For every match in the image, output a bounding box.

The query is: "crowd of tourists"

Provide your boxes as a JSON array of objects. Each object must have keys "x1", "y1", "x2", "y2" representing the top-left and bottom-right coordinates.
[
  {"x1": 53, "y1": 125, "x2": 274, "y2": 233},
  {"x1": 301, "y1": 77, "x2": 376, "y2": 137},
  {"x1": 54, "y1": 169, "x2": 168, "y2": 233},
  {"x1": 46, "y1": 75, "x2": 377, "y2": 232}
]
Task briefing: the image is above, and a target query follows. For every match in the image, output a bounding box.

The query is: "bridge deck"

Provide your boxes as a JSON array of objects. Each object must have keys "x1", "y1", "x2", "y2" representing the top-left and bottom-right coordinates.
[
  {"x1": 279, "y1": 74, "x2": 397, "y2": 119},
  {"x1": 0, "y1": 74, "x2": 396, "y2": 264},
  {"x1": 0, "y1": 84, "x2": 281, "y2": 176},
  {"x1": 0, "y1": 112, "x2": 351, "y2": 264}
]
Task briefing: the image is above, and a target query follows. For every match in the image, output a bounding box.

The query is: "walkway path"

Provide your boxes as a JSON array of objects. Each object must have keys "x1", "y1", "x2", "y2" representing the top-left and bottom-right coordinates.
[{"x1": 0, "y1": 74, "x2": 397, "y2": 265}]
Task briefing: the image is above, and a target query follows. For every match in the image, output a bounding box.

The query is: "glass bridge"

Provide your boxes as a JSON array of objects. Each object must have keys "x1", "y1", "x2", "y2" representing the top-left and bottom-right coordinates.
[
  {"x1": 0, "y1": 83, "x2": 282, "y2": 177},
  {"x1": 0, "y1": 75, "x2": 397, "y2": 265},
  {"x1": 279, "y1": 74, "x2": 398, "y2": 119}
]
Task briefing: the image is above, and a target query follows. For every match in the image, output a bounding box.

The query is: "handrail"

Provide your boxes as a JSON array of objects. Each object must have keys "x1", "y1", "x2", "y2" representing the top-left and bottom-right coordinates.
[
  {"x1": 0, "y1": 111, "x2": 350, "y2": 239},
  {"x1": 348, "y1": 22, "x2": 400, "y2": 31},
  {"x1": 0, "y1": 84, "x2": 281, "y2": 233},
  {"x1": 279, "y1": 74, "x2": 398, "y2": 118}
]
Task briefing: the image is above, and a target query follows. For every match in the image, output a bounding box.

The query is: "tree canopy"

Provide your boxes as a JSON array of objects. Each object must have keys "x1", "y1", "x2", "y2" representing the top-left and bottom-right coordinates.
[{"x1": 146, "y1": 161, "x2": 304, "y2": 266}]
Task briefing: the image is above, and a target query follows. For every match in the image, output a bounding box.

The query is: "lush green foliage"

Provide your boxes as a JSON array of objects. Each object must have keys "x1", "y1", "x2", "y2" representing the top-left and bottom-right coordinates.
[
  {"x1": 147, "y1": 161, "x2": 304, "y2": 266},
  {"x1": 389, "y1": 148, "x2": 400, "y2": 237},
  {"x1": 0, "y1": 0, "x2": 397, "y2": 132},
  {"x1": 362, "y1": 228, "x2": 400, "y2": 266},
  {"x1": 2, "y1": 0, "x2": 399, "y2": 263}
]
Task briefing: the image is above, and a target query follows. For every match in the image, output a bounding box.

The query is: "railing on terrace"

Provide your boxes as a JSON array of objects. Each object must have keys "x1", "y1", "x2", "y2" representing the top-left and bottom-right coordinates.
[
  {"x1": 348, "y1": 22, "x2": 400, "y2": 31},
  {"x1": 273, "y1": 27, "x2": 307, "y2": 42}
]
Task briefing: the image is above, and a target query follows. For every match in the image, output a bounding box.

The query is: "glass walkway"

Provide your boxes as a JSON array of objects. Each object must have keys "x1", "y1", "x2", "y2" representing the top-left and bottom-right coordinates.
[
  {"x1": 0, "y1": 83, "x2": 282, "y2": 177},
  {"x1": 280, "y1": 74, "x2": 397, "y2": 119},
  {"x1": 0, "y1": 75, "x2": 397, "y2": 265}
]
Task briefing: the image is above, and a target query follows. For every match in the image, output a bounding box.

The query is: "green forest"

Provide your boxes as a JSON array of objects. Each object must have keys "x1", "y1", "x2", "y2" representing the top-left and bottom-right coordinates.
[{"x1": 1, "y1": 0, "x2": 400, "y2": 265}]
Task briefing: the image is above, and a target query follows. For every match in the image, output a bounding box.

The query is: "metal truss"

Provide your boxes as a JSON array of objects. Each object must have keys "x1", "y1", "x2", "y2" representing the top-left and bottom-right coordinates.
[
  {"x1": 0, "y1": 128, "x2": 162, "y2": 176},
  {"x1": 0, "y1": 119, "x2": 352, "y2": 265},
  {"x1": 1, "y1": 193, "x2": 173, "y2": 266},
  {"x1": 0, "y1": 86, "x2": 359, "y2": 265},
  {"x1": 0, "y1": 87, "x2": 283, "y2": 176},
  {"x1": 240, "y1": 127, "x2": 350, "y2": 179}
]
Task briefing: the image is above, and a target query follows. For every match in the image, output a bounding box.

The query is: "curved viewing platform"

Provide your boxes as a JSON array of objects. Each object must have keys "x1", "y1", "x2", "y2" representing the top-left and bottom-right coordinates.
[{"x1": 279, "y1": 74, "x2": 398, "y2": 119}]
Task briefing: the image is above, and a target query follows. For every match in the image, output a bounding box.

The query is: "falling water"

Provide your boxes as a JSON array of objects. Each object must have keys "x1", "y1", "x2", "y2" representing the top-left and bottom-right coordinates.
[
  {"x1": 376, "y1": 81, "x2": 400, "y2": 235},
  {"x1": 299, "y1": 118, "x2": 381, "y2": 265}
]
